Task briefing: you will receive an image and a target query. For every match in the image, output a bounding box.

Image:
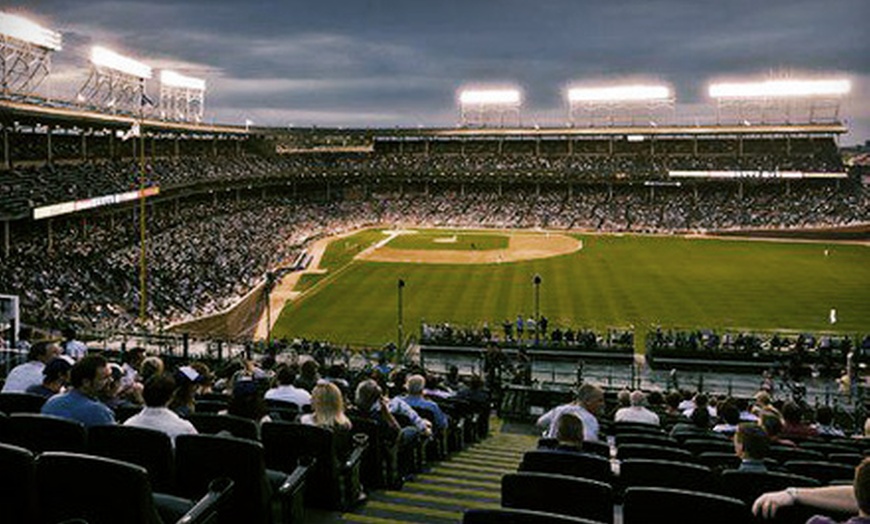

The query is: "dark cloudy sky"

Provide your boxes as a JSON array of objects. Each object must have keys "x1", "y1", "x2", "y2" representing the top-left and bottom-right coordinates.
[{"x1": 11, "y1": 0, "x2": 870, "y2": 144}]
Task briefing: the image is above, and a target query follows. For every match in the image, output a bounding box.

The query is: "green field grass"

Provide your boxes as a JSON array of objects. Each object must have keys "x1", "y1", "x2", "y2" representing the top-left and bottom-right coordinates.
[
  {"x1": 387, "y1": 231, "x2": 509, "y2": 251},
  {"x1": 274, "y1": 231, "x2": 870, "y2": 348}
]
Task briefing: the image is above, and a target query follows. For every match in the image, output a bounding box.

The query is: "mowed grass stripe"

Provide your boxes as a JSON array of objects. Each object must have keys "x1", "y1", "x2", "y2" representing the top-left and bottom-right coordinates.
[{"x1": 273, "y1": 231, "x2": 870, "y2": 346}]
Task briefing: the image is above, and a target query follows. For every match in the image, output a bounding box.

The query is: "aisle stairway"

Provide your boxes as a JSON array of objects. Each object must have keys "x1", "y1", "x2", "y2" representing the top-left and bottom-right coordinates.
[{"x1": 338, "y1": 424, "x2": 538, "y2": 523}]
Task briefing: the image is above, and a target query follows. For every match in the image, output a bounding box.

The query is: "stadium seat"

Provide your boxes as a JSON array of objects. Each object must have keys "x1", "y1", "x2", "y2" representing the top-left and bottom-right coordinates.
[
  {"x1": 261, "y1": 420, "x2": 367, "y2": 510},
  {"x1": 463, "y1": 508, "x2": 607, "y2": 524},
  {"x1": 265, "y1": 399, "x2": 300, "y2": 422},
  {"x1": 619, "y1": 458, "x2": 716, "y2": 494},
  {"x1": 827, "y1": 452, "x2": 863, "y2": 467},
  {"x1": 87, "y1": 424, "x2": 176, "y2": 493},
  {"x1": 519, "y1": 449, "x2": 612, "y2": 484},
  {"x1": 718, "y1": 469, "x2": 820, "y2": 505},
  {"x1": 175, "y1": 433, "x2": 306, "y2": 524},
  {"x1": 783, "y1": 460, "x2": 855, "y2": 484},
  {"x1": 614, "y1": 433, "x2": 680, "y2": 448},
  {"x1": 4, "y1": 413, "x2": 87, "y2": 453},
  {"x1": 798, "y1": 441, "x2": 859, "y2": 457},
  {"x1": 768, "y1": 444, "x2": 825, "y2": 463},
  {"x1": 696, "y1": 451, "x2": 741, "y2": 472},
  {"x1": 36, "y1": 450, "x2": 233, "y2": 524},
  {"x1": 0, "y1": 442, "x2": 37, "y2": 524},
  {"x1": 186, "y1": 412, "x2": 259, "y2": 441},
  {"x1": 611, "y1": 421, "x2": 665, "y2": 436},
  {"x1": 681, "y1": 438, "x2": 735, "y2": 455},
  {"x1": 616, "y1": 443, "x2": 695, "y2": 463},
  {"x1": 502, "y1": 472, "x2": 613, "y2": 524},
  {"x1": 622, "y1": 487, "x2": 750, "y2": 524},
  {"x1": 348, "y1": 414, "x2": 401, "y2": 489},
  {"x1": 0, "y1": 392, "x2": 47, "y2": 414},
  {"x1": 413, "y1": 404, "x2": 450, "y2": 460}
]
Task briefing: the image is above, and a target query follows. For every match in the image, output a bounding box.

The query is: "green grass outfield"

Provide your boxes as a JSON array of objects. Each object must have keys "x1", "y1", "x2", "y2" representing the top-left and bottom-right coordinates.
[{"x1": 273, "y1": 230, "x2": 870, "y2": 348}]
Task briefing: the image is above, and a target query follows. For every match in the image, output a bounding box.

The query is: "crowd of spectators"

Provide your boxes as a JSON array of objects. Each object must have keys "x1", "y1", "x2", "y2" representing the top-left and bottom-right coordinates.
[{"x1": 1, "y1": 149, "x2": 867, "y2": 333}]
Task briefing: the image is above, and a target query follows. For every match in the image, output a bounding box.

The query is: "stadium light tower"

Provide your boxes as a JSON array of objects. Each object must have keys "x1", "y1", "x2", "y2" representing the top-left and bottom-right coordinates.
[
  {"x1": 0, "y1": 11, "x2": 62, "y2": 99},
  {"x1": 458, "y1": 87, "x2": 522, "y2": 128},
  {"x1": 160, "y1": 70, "x2": 206, "y2": 123},
  {"x1": 708, "y1": 77, "x2": 851, "y2": 125},
  {"x1": 77, "y1": 45, "x2": 153, "y2": 115},
  {"x1": 566, "y1": 83, "x2": 674, "y2": 127}
]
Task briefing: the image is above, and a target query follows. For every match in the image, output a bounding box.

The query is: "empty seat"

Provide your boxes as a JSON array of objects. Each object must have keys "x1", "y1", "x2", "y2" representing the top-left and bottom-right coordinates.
[
  {"x1": 612, "y1": 422, "x2": 665, "y2": 436},
  {"x1": 619, "y1": 458, "x2": 716, "y2": 493},
  {"x1": 681, "y1": 438, "x2": 734, "y2": 455},
  {"x1": 175, "y1": 433, "x2": 306, "y2": 524},
  {"x1": 719, "y1": 469, "x2": 820, "y2": 505},
  {"x1": 463, "y1": 508, "x2": 606, "y2": 524},
  {"x1": 0, "y1": 392, "x2": 47, "y2": 414},
  {"x1": 622, "y1": 487, "x2": 750, "y2": 524},
  {"x1": 36, "y1": 450, "x2": 233, "y2": 524},
  {"x1": 5, "y1": 413, "x2": 86, "y2": 453},
  {"x1": 502, "y1": 472, "x2": 613, "y2": 524},
  {"x1": 261, "y1": 420, "x2": 367, "y2": 510},
  {"x1": 519, "y1": 449, "x2": 612, "y2": 484},
  {"x1": 784, "y1": 460, "x2": 855, "y2": 484},
  {"x1": 616, "y1": 443, "x2": 695, "y2": 463},
  {"x1": 614, "y1": 433, "x2": 680, "y2": 448},
  {"x1": 186, "y1": 412, "x2": 259, "y2": 441},
  {"x1": 0, "y1": 442, "x2": 37, "y2": 524},
  {"x1": 87, "y1": 424, "x2": 176, "y2": 493}
]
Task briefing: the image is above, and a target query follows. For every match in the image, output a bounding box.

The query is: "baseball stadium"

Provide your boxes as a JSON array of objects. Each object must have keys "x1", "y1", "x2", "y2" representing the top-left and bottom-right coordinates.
[{"x1": 1, "y1": 6, "x2": 870, "y2": 524}]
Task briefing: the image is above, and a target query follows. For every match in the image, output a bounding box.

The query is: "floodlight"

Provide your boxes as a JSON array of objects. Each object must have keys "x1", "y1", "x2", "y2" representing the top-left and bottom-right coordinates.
[
  {"x1": 709, "y1": 79, "x2": 851, "y2": 99},
  {"x1": 0, "y1": 12, "x2": 62, "y2": 51},
  {"x1": 160, "y1": 70, "x2": 205, "y2": 91},
  {"x1": 91, "y1": 46, "x2": 152, "y2": 79},
  {"x1": 459, "y1": 89, "x2": 522, "y2": 105},
  {"x1": 567, "y1": 85, "x2": 671, "y2": 102}
]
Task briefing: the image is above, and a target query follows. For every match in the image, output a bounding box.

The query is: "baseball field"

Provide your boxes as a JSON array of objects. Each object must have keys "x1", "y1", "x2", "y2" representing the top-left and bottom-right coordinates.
[{"x1": 270, "y1": 228, "x2": 870, "y2": 348}]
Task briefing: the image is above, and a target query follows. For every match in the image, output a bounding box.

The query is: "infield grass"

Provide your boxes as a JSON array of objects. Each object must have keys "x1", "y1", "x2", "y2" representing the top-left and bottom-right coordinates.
[
  {"x1": 274, "y1": 230, "x2": 870, "y2": 348},
  {"x1": 387, "y1": 231, "x2": 509, "y2": 251}
]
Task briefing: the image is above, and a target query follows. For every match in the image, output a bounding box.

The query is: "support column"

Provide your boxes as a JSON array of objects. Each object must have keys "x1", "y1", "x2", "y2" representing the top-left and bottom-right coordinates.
[
  {"x1": 47, "y1": 220, "x2": 54, "y2": 253},
  {"x1": 46, "y1": 127, "x2": 53, "y2": 165},
  {"x1": 2, "y1": 220, "x2": 9, "y2": 259},
  {"x1": 109, "y1": 132, "x2": 115, "y2": 159},
  {"x1": 3, "y1": 127, "x2": 9, "y2": 169},
  {"x1": 82, "y1": 133, "x2": 88, "y2": 161}
]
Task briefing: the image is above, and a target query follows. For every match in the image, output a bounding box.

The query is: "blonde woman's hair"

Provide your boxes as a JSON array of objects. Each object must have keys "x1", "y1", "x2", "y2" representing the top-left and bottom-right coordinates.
[{"x1": 312, "y1": 381, "x2": 351, "y2": 429}]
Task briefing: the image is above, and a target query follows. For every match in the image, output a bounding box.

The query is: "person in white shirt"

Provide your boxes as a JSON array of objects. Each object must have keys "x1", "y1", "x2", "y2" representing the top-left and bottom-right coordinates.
[
  {"x1": 61, "y1": 327, "x2": 88, "y2": 361},
  {"x1": 536, "y1": 383, "x2": 605, "y2": 441},
  {"x1": 2, "y1": 341, "x2": 60, "y2": 393},
  {"x1": 615, "y1": 390, "x2": 660, "y2": 426},
  {"x1": 264, "y1": 364, "x2": 311, "y2": 408},
  {"x1": 124, "y1": 374, "x2": 197, "y2": 446}
]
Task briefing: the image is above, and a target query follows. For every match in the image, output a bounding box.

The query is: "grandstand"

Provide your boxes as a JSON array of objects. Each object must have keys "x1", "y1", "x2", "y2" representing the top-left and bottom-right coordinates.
[{"x1": 2, "y1": 9, "x2": 870, "y2": 524}]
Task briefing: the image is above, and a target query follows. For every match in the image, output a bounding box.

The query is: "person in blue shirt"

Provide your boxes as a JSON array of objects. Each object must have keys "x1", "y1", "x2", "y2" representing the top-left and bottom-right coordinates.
[
  {"x1": 401, "y1": 374, "x2": 448, "y2": 431},
  {"x1": 42, "y1": 354, "x2": 115, "y2": 427}
]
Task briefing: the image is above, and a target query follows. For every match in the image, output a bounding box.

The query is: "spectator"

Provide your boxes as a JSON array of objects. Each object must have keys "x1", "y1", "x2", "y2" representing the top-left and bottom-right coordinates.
[
  {"x1": 753, "y1": 458, "x2": 870, "y2": 522},
  {"x1": 734, "y1": 422, "x2": 770, "y2": 473},
  {"x1": 264, "y1": 364, "x2": 311, "y2": 407},
  {"x1": 536, "y1": 383, "x2": 604, "y2": 441},
  {"x1": 124, "y1": 374, "x2": 197, "y2": 445},
  {"x1": 169, "y1": 365, "x2": 204, "y2": 418},
  {"x1": 301, "y1": 381, "x2": 351, "y2": 431},
  {"x1": 2, "y1": 341, "x2": 60, "y2": 393},
  {"x1": 61, "y1": 327, "x2": 88, "y2": 360},
  {"x1": 554, "y1": 412, "x2": 585, "y2": 452},
  {"x1": 25, "y1": 355, "x2": 74, "y2": 398},
  {"x1": 226, "y1": 378, "x2": 271, "y2": 425},
  {"x1": 401, "y1": 374, "x2": 449, "y2": 432},
  {"x1": 614, "y1": 390, "x2": 660, "y2": 426},
  {"x1": 814, "y1": 406, "x2": 846, "y2": 437},
  {"x1": 781, "y1": 401, "x2": 818, "y2": 440},
  {"x1": 41, "y1": 354, "x2": 115, "y2": 427},
  {"x1": 713, "y1": 402, "x2": 741, "y2": 435},
  {"x1": 296, "y1": 359, "x2": 320, "y2": 393}
]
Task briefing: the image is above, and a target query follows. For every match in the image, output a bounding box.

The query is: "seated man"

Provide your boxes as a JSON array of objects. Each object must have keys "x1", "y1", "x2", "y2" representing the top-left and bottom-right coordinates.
[
  {"x1": 25, "y1": 356, "x2": 74, "y2": 398},
  {"x1": 734, "y1": 422, "x2": 769, "y2": 472},
  {"x1": 41, "y1": 354, "x2": 115, "y2": 427},
  {"x1": 401, "y1": 374, "x2": 448, "y2": 433},
  {"x1": 754, "y1": 458, "x2": 870, "y2": 523},
  {"x1": 536, "y1": 383, "x2": 604, "y2": 442},
  {"x1": 264, "y1": 364, "x2": 311, "y2": 408},
  {"x1": 614, "y1": 390, "x2": 660, "y2": 426},
  {"x1": 2, "y1": 341, "x2": 60, "y2": 393},
  {"x1": 124, "y1": 374, "x2": 197, "y2": 445}
]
